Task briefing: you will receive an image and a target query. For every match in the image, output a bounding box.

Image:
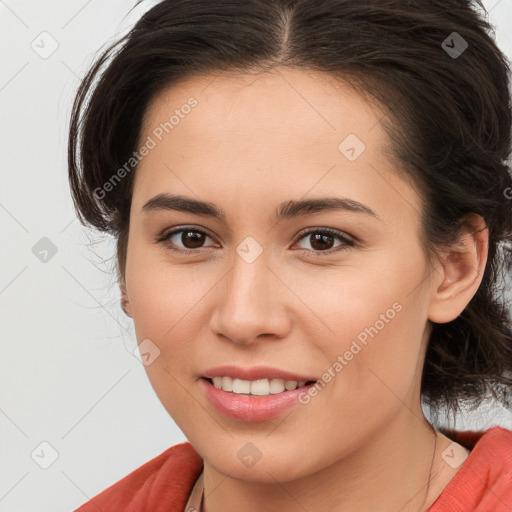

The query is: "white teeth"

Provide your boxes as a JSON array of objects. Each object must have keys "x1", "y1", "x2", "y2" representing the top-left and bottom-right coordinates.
[
  {"x1": 232, "y1": 378, "x2": 251, "y2": 394},
  {"x1": 269, "y1": 379, "x2": 285, "y2": 394},
  {"x1": 221, "y1": 376, "x2": 233, "y2": 392},
  {"x1": 284, "y1": 380, "x2": 297, "y2": 390},
  {"x1": 249, "y1": 379, "x2": 270, "y2": 396},
  {"x1": 209, "y1": 377, "x2": 311, "y2": 396}
]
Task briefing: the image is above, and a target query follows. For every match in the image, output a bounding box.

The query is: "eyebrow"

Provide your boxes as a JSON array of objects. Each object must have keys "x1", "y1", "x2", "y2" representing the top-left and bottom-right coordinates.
[{"x1": 142, "y1": 193, "x2": 379, "y2": 222}]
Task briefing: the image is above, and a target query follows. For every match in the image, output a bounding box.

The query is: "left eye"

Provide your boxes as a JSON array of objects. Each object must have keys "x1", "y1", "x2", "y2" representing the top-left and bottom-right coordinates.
[
  {"x1": 294, "y1": 228, "x2": 355, "y2": 254},
  {"x1": 158, "y1": 227, "x2": 355, "y2": 255}
]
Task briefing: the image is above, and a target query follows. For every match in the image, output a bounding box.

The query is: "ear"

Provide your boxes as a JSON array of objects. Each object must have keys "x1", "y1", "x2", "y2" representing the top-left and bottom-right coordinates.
[
  {"x1": 120, "y1": 278, "x2": 132, "y2": 317},
  {"x1": 428, "y1": 214, "x2": 488, "y2": 324}
]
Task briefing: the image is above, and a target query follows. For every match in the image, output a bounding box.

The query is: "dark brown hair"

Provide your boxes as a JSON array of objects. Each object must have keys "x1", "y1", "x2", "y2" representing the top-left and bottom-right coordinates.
[{"x1": 68, "y1": 0, "x2": 512, "y2": 419}]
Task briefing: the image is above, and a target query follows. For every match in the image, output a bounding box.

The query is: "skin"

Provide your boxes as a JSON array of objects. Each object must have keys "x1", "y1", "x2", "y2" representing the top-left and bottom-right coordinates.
[{"x1": 121, "y1": 67, "x2": 487, "y2": 512}]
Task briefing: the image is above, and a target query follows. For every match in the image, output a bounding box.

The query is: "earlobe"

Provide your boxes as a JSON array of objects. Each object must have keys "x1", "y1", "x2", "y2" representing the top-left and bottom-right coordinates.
[
  {"x1": 428, "y1": 214, "x2": 488, "y2": 324},
  {"x1": 120, "y1": 280, "x2": 132, "y2": 317}
]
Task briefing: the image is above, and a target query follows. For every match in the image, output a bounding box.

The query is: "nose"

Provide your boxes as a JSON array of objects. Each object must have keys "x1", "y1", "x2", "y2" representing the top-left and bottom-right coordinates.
[{"x1": 209, "y1": 248, "x2": 291, "y2": 346}]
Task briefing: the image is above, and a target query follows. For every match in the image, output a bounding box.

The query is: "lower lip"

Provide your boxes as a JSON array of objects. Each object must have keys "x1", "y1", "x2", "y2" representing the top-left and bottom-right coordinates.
[{"x1": 201, "y1": 378, "x2": 316, "y2": 422}]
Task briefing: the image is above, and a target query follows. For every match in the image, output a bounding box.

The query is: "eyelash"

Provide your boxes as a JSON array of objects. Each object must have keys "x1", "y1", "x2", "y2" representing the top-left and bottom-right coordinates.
[{"x1": 157, "y1": 226, "x2": 356, "y2": 256}]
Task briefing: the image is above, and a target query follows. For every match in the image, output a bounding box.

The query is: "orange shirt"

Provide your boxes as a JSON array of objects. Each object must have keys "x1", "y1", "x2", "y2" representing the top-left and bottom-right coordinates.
[{"x1": 75, "y1": 426, "x2": 512, "y2": 512}]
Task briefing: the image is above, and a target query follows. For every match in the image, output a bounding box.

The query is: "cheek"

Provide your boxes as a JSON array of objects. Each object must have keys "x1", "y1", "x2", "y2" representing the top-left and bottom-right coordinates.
[
  {"x1": 124, "y1": 246, "x2": 213, "y2": 415},
  {"x1": 347, "y1": 300, "x2": 427, "y2": 389},
  {"x1": 125, "y1": 269, "x2": 208, "y2": 430},
  {"x1": 295, "y1": 256, "x2": 429, "y2": 409},
  {"x1": 126, "y1": 266, "x2": 209, "y2": 375},
  {"x1": 125, "y1": 242, "x2": 213, "y2": 337},
  {"x1": 295, "y1": 298, "x2": 427, "y2": 464}
]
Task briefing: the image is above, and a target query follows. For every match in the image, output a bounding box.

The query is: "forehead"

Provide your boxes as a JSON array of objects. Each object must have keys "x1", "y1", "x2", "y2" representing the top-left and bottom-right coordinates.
[
  {"x1": 140, "y1": 67, "x2": 386, "y2": 148},
  {"x1": 132, "y1": 67, "x2": 421, "y2": 224}
]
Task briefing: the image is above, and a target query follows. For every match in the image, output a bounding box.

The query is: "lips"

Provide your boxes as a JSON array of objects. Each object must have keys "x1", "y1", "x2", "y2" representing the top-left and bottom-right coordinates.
[
  {"x1": 201, "y1": 378, "x2": 317, "y2": 421},
  {"x1": 202, "y1": 365, "x2": 318, "y2": 382},
  {"x1": 200, "y1": 365, "x2": 319, "y2": 421}
]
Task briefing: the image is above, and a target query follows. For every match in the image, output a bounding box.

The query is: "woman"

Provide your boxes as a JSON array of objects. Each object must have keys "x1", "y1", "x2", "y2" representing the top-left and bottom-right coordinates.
[{"x1": 69, "y1": 0, "x2": 512, "y2": 511}]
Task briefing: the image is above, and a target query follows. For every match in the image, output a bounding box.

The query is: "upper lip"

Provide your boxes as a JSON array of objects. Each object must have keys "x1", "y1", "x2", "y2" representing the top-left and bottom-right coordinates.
[{"x1": 202, "y1": 365, "x2": 318, "y2": 382}]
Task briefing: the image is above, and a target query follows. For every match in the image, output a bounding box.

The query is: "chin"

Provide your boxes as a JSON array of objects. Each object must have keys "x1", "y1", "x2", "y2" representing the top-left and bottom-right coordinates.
[{"x1": 198, "y1": 439, "x2": 321, "y2": 484}]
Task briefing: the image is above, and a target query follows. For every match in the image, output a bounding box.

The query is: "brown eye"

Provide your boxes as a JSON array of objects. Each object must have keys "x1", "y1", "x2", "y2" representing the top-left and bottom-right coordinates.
[
  {"x1": 309, "y1": 232, "x2": 336, "y2": 251},
  {"x1": 159, "y1": 227, "x2": 216, "y2": 254},
  {"x1": 295, "y1": 228, "x2": 355, "y2": 255},
  {"x1": 178, "y1": 230, "x2": 207, "y2": 249}
]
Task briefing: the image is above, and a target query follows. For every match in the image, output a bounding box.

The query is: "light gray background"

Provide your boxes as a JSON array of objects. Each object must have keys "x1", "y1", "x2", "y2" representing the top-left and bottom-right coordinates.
[{"x1": 1, "y1": 1, "x2": 511, "y2": 511}]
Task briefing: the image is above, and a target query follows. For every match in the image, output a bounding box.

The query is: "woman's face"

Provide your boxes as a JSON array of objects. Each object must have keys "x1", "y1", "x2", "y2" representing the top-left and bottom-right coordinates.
[{"x1": 124, "y1": 67, "x2": 440, "y2": 482}]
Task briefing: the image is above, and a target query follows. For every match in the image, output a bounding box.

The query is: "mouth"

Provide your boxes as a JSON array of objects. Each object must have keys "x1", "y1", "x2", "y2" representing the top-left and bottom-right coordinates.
[
  {"x1": 202, "y1": 376, "x2": 317, "y2": 396},
  {"x1": 200, "y1": 376, "x2": 319, "y2": 422}
]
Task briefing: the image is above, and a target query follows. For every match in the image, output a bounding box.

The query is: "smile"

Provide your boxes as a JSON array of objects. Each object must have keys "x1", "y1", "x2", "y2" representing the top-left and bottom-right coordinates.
[
  {"x1": 208, "y1": 376, "x2": 313, "y2": 395},
  {"x1": 201, "y1": 377, "x2": 318, "y2": 422}
]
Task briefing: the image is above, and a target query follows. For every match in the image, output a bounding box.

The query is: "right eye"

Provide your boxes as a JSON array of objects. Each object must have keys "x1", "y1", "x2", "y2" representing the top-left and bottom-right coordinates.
[{"x1": 158, "y1": 227, "x2": 219, "y2": 254}]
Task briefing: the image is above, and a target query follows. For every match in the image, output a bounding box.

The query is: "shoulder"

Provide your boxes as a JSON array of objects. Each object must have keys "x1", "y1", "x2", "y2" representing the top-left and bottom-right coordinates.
[
  {"x1": 74, "y1": 442, "x2": 203, "y2": 512},
  {"x1": 429, "y1": 426, "x2": 512, "y2": 512},
  {"x1": 442, "y1": 424, "x2": 512, "y2": 450}
]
